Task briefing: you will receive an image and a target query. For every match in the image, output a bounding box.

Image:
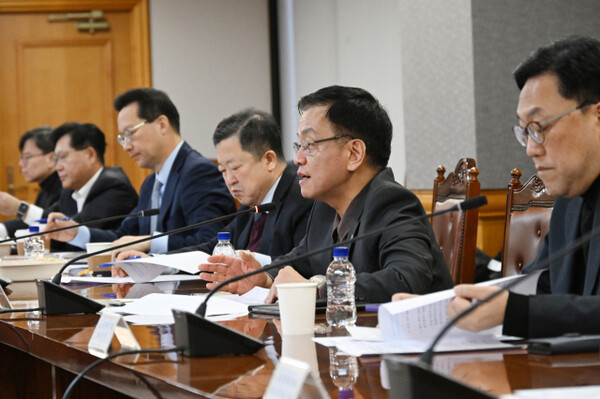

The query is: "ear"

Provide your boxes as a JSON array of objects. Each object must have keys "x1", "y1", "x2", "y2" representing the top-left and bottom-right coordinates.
[
  {"x1": 346, "y1": 139, "x2": 367, "y2": 172},
  {"x1": 593, "y1": 101, "x2": 600, "y2": 123},
  {"x1": 84, "y1": 146, "x2": 97, "y2": 162},
  {"x1": 263, "y1": 150, "x2": 278, "y2": 172},
  {"x1": 155, "y1": 115, "x2": 170, "y2": 135}
]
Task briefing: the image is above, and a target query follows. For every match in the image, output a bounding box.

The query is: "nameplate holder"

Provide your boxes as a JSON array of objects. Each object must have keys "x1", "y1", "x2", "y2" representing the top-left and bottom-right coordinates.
[
  {"x1": 0, "y1": 286, "x2": 12, "y2": 310},
  {"x1": 265, "y1": 356, "x2": 327, "y2": 399},
  {"x1": 88, "y1": 312, "x2": 140, "y2": 358}
]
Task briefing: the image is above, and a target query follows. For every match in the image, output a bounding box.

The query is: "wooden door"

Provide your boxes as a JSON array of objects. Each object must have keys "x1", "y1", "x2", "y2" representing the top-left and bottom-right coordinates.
[{"x1": 0, "y1": 0, "x2": 151, "y2": 220}]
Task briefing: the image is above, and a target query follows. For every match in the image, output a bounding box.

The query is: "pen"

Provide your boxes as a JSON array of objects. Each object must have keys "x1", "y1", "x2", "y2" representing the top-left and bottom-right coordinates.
[
  {"x1": 35, "y1": 217, "x2": 72, "y2": 223},
  {"x1": 364, "y1": 304, "x2": 379, "y2": 312},
  {"x1": 98, "y1": 256, "x2": 141, "y2": 268}
]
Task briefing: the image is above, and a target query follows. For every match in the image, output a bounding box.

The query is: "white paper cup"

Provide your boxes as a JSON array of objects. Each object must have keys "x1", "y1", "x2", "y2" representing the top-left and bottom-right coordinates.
[
  {"x1": 14, "y1": 229, "x2": 29, "y2": 256},
  {"x1": 277, "y1": 282, "x2": 317, "y2": 335},
  {"x1": 86, "y1": 242, "x2": 113, "y2": 271}
]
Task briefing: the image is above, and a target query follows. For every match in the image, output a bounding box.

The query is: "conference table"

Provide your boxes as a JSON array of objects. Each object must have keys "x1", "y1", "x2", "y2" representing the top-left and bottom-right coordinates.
[{"x1": 2, "y1": 279, "x2": 600, "y2": 399}]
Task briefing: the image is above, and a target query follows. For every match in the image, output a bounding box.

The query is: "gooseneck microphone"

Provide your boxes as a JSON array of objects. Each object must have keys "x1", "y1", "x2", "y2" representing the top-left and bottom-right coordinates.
[
  {"x1": 37, "y1": 203, "x2": 275, "y2": 315},
  {"x1": 171, "y1": 196, "x2": 488, "y2": 357},
  {"x1": 0, "y1": 208, "x2": 159, "y2": 244}
]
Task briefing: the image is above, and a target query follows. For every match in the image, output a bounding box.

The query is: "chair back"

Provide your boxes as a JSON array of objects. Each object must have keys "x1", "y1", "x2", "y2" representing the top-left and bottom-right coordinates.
[
  {"x1": 501, "y1": 169, "x2": 554, "y2": 276},
  {"x1": 431, "y1": 158, "x2": 480, "y2": 284}
]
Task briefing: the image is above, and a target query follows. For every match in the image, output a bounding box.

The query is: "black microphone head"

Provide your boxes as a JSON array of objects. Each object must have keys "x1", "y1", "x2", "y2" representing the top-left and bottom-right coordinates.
[
  {"x1": 139, "y1": 208, "x2": 159, "y2": 217},
  {"x1": 255, "y1": 203, "x2": 276, "y2": 213},
  {"x1": 458, "y1": 195, "x2": 487, "y2": 211}
]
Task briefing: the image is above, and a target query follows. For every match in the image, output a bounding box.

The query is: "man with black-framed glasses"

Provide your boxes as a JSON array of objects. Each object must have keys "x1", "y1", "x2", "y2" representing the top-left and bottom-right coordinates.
[
  {"x1": 447, "y1": 36, "x2": 600, "y2": 339},
  {"x1": 47, "y1": 88, "x2": 236, "y2": 255},
  {"x1": 200, "y1": 85, "x2": 453, "y2": 304},
  {"x1": 0, "y1": 126, "x2": 61, "y2": 238}
]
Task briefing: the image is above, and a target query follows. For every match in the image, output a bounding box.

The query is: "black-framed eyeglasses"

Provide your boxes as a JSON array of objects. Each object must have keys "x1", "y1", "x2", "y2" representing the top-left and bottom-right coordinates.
[
  {"x1": 292, "y1": 135, "x2": 353, "y2": 155},
  {"x1": 512, "y1": 103, "x2": 588, "y2": 147},
  {"x1": 117, "y1": 118, "x2": 156, "y2": 147}
]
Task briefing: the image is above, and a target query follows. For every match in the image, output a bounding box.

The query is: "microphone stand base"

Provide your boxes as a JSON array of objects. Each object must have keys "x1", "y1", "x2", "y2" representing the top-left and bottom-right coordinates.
[
  {"x1": 36, "y1": 280, "x2": 105, "y2": 315},
  {"x1": 383, "y1": 355, "x2": 496, "y2": 399},
  {"x1": 172, "y1": 310, "x2": 265, "y2": 357}
]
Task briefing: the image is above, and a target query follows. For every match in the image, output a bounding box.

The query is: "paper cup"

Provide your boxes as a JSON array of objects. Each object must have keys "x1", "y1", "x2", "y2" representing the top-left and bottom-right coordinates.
[
  {"x1": 14, "y1": 229, "x2": 29, "y2": 256},
  {"x1": 277, "y1": 282, "x2": 317, "y2": 335},
  {"x1": 281, "y1": 333, "x2": 319, "y2": 377},
  {"x1": 86, "y1": 242, "x2": 113, "y2": 272}
]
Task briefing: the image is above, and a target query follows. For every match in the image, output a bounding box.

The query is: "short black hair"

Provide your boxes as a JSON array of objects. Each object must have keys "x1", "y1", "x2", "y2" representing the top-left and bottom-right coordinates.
[
  {"x1": 19, "y1": 126, "x2": 54, "y2": 153},
  {"x1": 51, "y1": 122, "x2": 106, "y2": 165},
  {"x1": 212, "y1": 108, "x2": 285, "y2": 161},
  {"x1": 114, "y1": 88, "x2": 181, "y2": 134},
  {"x1": 514, "y1": 36, "x2": 600, "y2": 104},
  {"x1": 297, "y1": 85, "x2": 392, "y2": 169}
]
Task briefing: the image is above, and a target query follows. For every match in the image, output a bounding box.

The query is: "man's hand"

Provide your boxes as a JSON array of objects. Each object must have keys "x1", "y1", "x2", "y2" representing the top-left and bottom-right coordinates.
[
  {"x1": 447, "y1": 284, "x2": 508, "y2": 332},
  {"x1": 0, "y1": 192, "x2": 20, "y2": 215},
  {"x1": 198, "y1": 250, "x2": 269, "y2": 295},
  {"x1": 264, "y1": 266, "x2": 306, "y2": 303},
  {"x1": 46, "y1": 212, "x2": 78, "y2": 241},
  {"x1": 112, "y1": 250, "x2": 150, "y2": 277},
  {"x1": 392, "y1": 293, "x2": 419, "y2": 301},
  {"x1": 110, "y1": 235, "x2": 151, "y2": 259}
]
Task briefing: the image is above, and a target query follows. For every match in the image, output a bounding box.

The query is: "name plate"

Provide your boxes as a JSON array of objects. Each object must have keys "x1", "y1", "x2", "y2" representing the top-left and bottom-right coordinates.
[{"x1": 88, "y1": 312, "x2": 140, "y2": 358}]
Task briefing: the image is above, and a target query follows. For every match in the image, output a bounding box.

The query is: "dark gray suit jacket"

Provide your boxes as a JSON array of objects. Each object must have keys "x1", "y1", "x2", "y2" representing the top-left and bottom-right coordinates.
[{"x1": 269, "y1": 168, "x2": 453, "y2": 303}]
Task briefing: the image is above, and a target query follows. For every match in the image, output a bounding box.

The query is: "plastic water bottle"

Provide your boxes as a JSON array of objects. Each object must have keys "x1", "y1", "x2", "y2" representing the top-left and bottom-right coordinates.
[
  {"x1": 329, "y1": 347, "x2": 358, "y2": 397},
  {"x1": 24, "y1": 226, "x2": 44, "y2": 258},
  {"x1": 326, "y1": 246, "x2": 357, "y2": 327},
  {"x1": 212, "y1": 232, "x2": 236, "y2": 257}
]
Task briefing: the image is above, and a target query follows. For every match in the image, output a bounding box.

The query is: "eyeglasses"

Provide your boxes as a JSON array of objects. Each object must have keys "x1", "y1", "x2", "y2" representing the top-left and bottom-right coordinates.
[
  {"x1": 117, "y1": 119, "x2": 154, "y2": 147},
  {"x1": 292, "y1": 135, "x2": 353, "y2": 155},
  {"x1": 512, "y1": 103, "x2": 588, "y2": 147},
  {"x1": 52, "y1": 150, "x2": 81, "y2": 165},
  {"x1": 19, "y1": 153, "x2": 47, "y2": 163}
]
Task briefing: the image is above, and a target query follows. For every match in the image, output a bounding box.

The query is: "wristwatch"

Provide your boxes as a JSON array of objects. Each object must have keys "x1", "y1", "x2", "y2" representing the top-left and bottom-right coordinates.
[
  {"x1": 309, "y1": 275, "x2": 327, "y2": 298},
  {"x1": 16, "y1": 201, "x2": 29, "y2": 220}
]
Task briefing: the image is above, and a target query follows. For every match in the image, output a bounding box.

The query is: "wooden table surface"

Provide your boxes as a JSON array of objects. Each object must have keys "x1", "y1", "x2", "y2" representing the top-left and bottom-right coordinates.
[{"x1": 2, "y1": 279, "x2": 600, "y2": 398}]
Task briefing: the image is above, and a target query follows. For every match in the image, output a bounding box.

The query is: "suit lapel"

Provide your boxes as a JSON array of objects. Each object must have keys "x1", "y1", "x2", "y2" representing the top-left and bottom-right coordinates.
[
  {"x1": 156, "y1": 143, "x2": 189, "y2": 229},
  {"x1": 258, "y1": 166, "x2": 293, "y2": 254},
  {"x1": 584, "y1": 198, "x2": 600, "y2": 294},
  {"x1": 553, "y1": 200, "x2": 582, "y2": 293}
]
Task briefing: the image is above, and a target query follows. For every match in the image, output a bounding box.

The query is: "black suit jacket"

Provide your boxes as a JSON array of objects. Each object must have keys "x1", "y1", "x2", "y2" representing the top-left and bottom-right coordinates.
[
  {"x1": 270, "y1": 168, "x2": 453, "y2": 303},
  {"x1": 48, "y1": 167, "x2": 138, "y2": 251},
  {"x1": 508, "y1": 189, "x2": 600, "y2": 337},
  {"x1": 180, "y1": 163, "x2": 313, "y2": 257},
  {"x1": 89, "y1": 142, "x2": 236, "y2": 251},
  {"x1": 3, "y1": 171, "x2": 62, "y2": 237}
]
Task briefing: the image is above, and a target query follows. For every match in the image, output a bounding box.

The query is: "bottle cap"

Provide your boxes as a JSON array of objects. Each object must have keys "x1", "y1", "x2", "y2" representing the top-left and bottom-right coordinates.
[
  {"x1": 333, "y1": 247, "x2": 349, "y2": 257},
  {"x1": 28, "y1": 226, "x2": 39, "y2": 233},
  {"x1": 217, "y1": 232, "x2": 231, "y2": 241}
]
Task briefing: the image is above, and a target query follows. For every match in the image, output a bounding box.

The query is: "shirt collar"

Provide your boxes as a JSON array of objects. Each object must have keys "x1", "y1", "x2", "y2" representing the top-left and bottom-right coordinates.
[
  {"x1": 72, "y1": 166, "x2": 103, "y2": 205},
  {"x1": 156, "y1": 141, "x2": 184, "y2": 187},
  {"x1": 261, "y1": 175, "x2": 282, "y2": 206}
]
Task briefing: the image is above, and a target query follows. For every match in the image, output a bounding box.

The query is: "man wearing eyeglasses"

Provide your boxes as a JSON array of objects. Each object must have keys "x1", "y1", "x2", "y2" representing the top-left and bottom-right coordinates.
[
  {"x1": 446, "y1": 36, "x2": 600, "y2": 338},
  {"x1": 0, "y1": 126, "x2": 62, "y2": 238},
  {"x1": 1, "y1": 122, "x2": 139, "y2": 251},
  {"x1": 47, "y1": 88, "x2": 236, "y2": 254},
  {"x1": 200, "y1": 85, "x2": 453, "y2": 303}
]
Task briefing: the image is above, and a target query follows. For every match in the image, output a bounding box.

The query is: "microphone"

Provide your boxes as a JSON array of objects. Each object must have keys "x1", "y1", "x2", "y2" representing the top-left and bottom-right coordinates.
[
  {"x1": 0, "y1": 208, "x2": 159, "y2": 244},
  {"x1": 383, "y1": 207, "x2": 600, "y2": 399},
  {"x1": 36, "y1": 203, "x2": 275, "y2": 315},
  {"x1": 171, "y1": 196, "x2": 488, "y2": 357}
]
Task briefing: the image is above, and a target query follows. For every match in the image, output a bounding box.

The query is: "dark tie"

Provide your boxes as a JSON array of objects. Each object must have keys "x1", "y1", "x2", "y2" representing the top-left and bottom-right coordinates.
[
  {"x1": 246, "y1": 213, "x2": 266, "y2": 252},
  {"x1": 150, "y1": 179, "x2": 163, "y2": 233}
]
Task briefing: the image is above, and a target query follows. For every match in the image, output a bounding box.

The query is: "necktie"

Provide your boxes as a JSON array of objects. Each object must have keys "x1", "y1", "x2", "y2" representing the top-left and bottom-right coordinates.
[
  {"x1": 246, "y1": 213, "x2": 266, "y2": 252},
  {"x1": 150, "y1": 179, "x2": 162, "y2": 233}
]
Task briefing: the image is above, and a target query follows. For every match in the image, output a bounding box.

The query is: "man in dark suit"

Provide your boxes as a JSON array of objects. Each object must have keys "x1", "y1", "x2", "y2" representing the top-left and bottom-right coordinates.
[
  {"x1": 200, "y1": 86, "x2": 453, "y2": 304},
  {"x1": 5, "y1": 122, "x2": 138, "y2": 251},
  {"x1": 0, "y1": 126, "x2": 61, "y2": 237},
  {"x1": 113, "y1": 108, "x2": 313, "y2": 276},
  {"x1": 448, "y1": 36, "x2": 600, "y2": 338},
  {"x1": 47, "y1": 88, "x2": 236, "y2": 253}
]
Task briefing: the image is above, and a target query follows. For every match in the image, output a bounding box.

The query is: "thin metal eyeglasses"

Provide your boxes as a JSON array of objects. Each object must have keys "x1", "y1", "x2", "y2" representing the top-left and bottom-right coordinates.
[
  {"x1": 292, "y1": 135, "x2": 353, "y2": 155},
  {"x1": 117, "y1": 119, "x2": 154, "y2": 147},
  {"x1": 52, "y1": 151, "x2": 77, "y2": 165},
  {"x1": 512, "y1": 102, "x2": 588, "y2": 147},
  {"x1": 19, "y1": 153, "x2": 47, "y2": 163}
]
